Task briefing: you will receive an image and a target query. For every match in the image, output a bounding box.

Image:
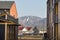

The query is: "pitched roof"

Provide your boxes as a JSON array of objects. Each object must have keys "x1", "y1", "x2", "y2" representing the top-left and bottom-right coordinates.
[
  {"x1": 0, "y1": 1, "x2": 14, "y2": 9},
  {"x1": 22, "y1": 28, "x2": 28, "y2": 32}
]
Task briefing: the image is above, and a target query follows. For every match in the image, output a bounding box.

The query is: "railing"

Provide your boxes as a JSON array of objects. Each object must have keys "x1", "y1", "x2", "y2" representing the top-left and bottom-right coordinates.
[
  {"x1": 0, "y1": 16, "x2": 5, "y2": 21},
  {"x1": 0, "y1": 13, "x2": 18, "y2": 23},
  {"x1": 7, "y1": 14, "x2": 18, "y2": 24}
]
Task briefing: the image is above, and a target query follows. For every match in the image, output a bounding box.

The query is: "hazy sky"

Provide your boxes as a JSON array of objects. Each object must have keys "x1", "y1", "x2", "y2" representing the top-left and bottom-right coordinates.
[{"x1": 2, "y1": 0, "x2": 47, "y2": 18}]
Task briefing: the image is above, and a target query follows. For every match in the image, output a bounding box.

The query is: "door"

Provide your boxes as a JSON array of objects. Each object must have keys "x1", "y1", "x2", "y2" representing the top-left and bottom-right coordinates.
[{"x1": 0, "y1": 24, "x2": 5, "y2": 40}]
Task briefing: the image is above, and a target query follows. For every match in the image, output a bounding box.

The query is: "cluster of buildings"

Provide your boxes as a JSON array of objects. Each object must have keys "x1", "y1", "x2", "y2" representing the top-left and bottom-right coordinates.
[
  {"x1": 18, "y1": 26, "x2": 32, "y2": 35},
  {"x1": 18, "y1": 25, "x2": 47, "y2": 36}
]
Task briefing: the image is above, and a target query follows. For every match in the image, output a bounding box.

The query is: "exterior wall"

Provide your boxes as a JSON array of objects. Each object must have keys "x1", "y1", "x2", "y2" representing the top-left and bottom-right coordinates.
[
  {"x1": 47, "y1": 0, "x2": 60, "y2": 40},
  {"x1": 10, "y1": 2, "x2": 18, "y2": 40},
  {"x1": 58, "y1": 1, "x2": 60, "y2": 40},
  {"x1": 58, "y1": 23, "x2": 60, "y2": 40},
  {"x1": 47, "y1": 0, "x2": 50, "y2": 37},
  {"x1": 10, "y1": 3, "x2": 18, "y2": 19},
  {"x1": 15, "y1": 26, "x2": 18, "y2": 40},
  {"x1": 47, "y1": 0, "x2": 54, "y2": 40}
]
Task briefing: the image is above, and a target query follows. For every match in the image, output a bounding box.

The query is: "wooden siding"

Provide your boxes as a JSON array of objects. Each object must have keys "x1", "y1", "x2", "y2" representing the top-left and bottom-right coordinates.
[{"x1": 10, "y1": 3, "x2": 18, "y2": 19}]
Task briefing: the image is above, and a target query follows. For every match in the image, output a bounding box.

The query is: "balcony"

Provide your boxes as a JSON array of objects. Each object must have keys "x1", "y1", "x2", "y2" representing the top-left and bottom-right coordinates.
[
  {"x1": 0, "y1": 13, "x2": 18, "y2": 24},
  {"x1": 7, "y1": 14, "x2": 18, "y2": 24}
]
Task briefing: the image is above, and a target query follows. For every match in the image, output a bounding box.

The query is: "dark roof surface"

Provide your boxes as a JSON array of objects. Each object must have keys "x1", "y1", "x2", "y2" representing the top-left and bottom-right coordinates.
[{"x1": 0, "y1": 1, "x2": 14, "y2": 9}]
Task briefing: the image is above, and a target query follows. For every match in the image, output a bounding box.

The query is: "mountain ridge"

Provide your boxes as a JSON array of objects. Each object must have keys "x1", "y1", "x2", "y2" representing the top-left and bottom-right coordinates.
[{"x1": 18, "y1": 16, "x2": 47, "y2": 31}]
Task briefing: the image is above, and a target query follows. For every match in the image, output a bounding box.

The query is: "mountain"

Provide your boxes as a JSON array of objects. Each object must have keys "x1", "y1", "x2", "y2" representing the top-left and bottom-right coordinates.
[{"x1": 18, "y1": 16, "x2": 47, "y2": 31}]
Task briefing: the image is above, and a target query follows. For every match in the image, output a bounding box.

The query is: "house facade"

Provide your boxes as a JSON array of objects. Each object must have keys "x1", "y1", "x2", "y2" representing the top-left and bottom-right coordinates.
[
  {"x1": 0, "y1": 1, "x2": 19, "y2": 40},
  {"x1": 47, "y1": 0, "x2": 60, "y2": 40}
]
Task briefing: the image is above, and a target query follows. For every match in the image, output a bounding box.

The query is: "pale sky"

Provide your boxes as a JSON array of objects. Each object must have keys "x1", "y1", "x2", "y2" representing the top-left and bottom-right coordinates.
[{"x1": 2, "y1": 0, "x2": 47, "y2": 18}]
